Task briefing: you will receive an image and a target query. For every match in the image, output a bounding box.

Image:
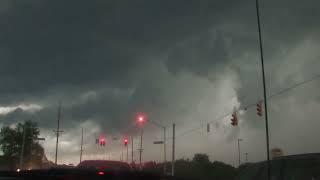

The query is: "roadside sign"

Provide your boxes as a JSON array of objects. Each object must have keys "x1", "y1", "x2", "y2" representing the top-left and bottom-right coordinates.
[{"x1": 153, "y1": 141, "x2": 164, "y2": 144}]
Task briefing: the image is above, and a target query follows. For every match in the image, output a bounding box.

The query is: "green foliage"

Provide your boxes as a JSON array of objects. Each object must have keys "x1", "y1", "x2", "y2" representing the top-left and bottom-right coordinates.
[{"x1": 0, "y1": 120, "x2": 45, "y2": 169}]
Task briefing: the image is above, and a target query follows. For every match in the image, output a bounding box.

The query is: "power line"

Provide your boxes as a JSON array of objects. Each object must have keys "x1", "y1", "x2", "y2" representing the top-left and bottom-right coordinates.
[
  {"x1": 268, "y1": 74, "x2": 320, "y2": 99},
  {"x1": 172, "y1": 73, "x2": 320, "y2": 140}
]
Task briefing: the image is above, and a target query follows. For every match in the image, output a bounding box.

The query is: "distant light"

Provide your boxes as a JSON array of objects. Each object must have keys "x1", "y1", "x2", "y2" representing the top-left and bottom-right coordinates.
[
  {"x1": 136, "y1": 113, "x2": 147, "y2": 126},
  {"x1": 98, "y1": 171, "x2": 105, "y2": 175},
  {"x1": 16, "y1": 169, "x2": 20, "y2": 172}
]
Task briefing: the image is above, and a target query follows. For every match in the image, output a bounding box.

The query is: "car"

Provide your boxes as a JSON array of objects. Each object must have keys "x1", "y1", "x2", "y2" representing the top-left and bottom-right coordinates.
[
  {"x1": 77, "y1": 160, "x2": 132, "y2": 172},
  {"x1": 236, "y1": 153, "x2": 320, "y2": 180}
]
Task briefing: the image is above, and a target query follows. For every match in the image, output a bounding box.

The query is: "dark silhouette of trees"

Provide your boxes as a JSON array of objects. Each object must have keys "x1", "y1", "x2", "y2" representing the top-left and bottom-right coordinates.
[
  {"x1": 0, "y1": 120, "x2": 45, "y2": 170},
  {"x1": 150, "y1": 153, "x2": 237, "y2": 180}
]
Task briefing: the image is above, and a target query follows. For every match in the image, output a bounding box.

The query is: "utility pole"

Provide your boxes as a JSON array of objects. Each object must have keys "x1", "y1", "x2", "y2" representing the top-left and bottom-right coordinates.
[
  {"x1": 163, "y1": 127, "x2": 167, "y2": 176},
  {"x1": 139, "y1": 129, "x2": 143, "y2": 169},
  {"x1": 19, "y1": 124, "x2": 27, "y2": 170},
  {"x1": 121, "y1": 150, "x2": 124, "y2": 162},
  {"x1": 80, "y1": 128, "x2": 84, "y2": 163},
  {"x1": 256, "y1": 0, "x2": 271, "y2": 180},
  {"x1": 245, "y1": 153, "x2": 248, "y2": 163},
  {"x1": 131, "y1": 136, "x2": 134, "y2": 165},
  {"x1": 54, "y1": 102, "x2": 63, "y2": 165},
  {"x1": 237, "y1": 139, "x2": 242, "y2": 166},
  {"x1": 172, "y1": 123, "x2": 175, "y2": 176}
]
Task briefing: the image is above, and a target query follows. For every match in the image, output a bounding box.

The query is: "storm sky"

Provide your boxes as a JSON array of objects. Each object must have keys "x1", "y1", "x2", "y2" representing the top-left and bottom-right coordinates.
[{"x1": 0, "y1": 0, "x2": 319, "y2": 166}]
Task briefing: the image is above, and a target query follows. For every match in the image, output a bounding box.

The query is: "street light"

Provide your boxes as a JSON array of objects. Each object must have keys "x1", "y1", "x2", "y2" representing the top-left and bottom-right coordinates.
[
  {"x1": 135, "y1": 113, "x2": 168, "y2": 175},
  {"x1": 135, "y1": 113, "x2": 147, "y2": 169}
]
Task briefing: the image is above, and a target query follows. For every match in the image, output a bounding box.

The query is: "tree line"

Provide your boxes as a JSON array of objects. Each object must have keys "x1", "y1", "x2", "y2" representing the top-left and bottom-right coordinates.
[
  {"x1": 0, "y1": 120, "x2": 46, "y2": 170},
  {"x1": 144, "y1": 154, "x2": 238, "y2": 180}
]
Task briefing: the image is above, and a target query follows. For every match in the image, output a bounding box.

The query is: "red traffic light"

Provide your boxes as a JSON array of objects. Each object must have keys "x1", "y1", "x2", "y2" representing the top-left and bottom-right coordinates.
[
  {"x1": 231, "y1": 112, "x2": 238, "y2": 126},
  {"x1": 123, "y1": 137, "x2": 128, "y2": 146},
  {"x1": 257, "y1": 100, "x2": 263, "y2": 117},
  {"x1": 137, "y1": 115, "x2": 144, "y2": 123},
  {"x1": 99, "y1": 136, "x2": 106, "y2": 146}
]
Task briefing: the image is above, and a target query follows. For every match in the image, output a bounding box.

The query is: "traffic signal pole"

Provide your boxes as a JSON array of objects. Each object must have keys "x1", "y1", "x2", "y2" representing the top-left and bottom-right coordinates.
[
  {"x1": 256, "y1": 0, "x2": 271, "y2": 180},
  {"x1": 131, "y1": 136, "x2": 134, "y2": 164}
]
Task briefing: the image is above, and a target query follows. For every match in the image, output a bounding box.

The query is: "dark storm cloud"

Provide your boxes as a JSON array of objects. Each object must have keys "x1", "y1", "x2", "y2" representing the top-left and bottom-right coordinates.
[
  {"x1": 0, "y1": 0, "x2": 238, "y2": 99},
  {"x1": 0, "y1": 0, "x2": 240, "y2": 130},
  {"x1": 165, "y1": 0, "x2": 320, "y2": 80},
  {"x1": 0, "y1": 0, "x2": 319, "y2": 136}
]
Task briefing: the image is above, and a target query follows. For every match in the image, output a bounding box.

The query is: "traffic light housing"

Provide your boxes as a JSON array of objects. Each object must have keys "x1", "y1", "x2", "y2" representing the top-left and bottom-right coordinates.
[
  {"x1": 99, "y1": 137, "x2": 106, "y2": 146},
  {"x1": 257, "y1": 100, "x2": 263, "y2": 117},
  {"x1": 123, "y1": 137, "x2": 128, "y2": 146},
  {"x1": 231, "y1": 112, "x2": 238, "y2": 126},
  {"x1": 137, "y1": 114, "x2": 146, "y2": 123}
]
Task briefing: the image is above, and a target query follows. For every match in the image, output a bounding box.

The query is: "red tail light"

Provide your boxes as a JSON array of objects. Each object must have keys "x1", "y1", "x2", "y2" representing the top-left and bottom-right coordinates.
[{"x1": 98, "y1": 171, "x2": 105, "y2": 175}]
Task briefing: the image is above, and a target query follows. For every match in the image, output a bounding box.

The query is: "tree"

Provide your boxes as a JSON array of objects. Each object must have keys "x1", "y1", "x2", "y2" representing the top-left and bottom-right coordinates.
[
  {"x1": 0, "y1": 120, "x2": 45, "y2": 169},
  {"x1": 192, "y1": 154, "x2": 210, "y2": 164},
  {"x1": 174, "y1": 154, "x2": 237, "y2": 180}
]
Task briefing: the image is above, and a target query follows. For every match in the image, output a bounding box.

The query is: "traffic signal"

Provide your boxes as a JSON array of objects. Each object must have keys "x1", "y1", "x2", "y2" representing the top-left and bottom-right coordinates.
[
  {"x1": 231, "y1": 112, "x2": 238, "y2": 126},
  {"x1": 123, "y1": 137, "x2": 128, "y2": 146},
  {"x1": 257, "y1": 100, "x2": 263, "y2": 117},
  {"x1": 99, "y1": 137, "x2": 106, "y2": 146},
  {"x1": 137, "y1": 115, "x2": 145, "y2": 123}
]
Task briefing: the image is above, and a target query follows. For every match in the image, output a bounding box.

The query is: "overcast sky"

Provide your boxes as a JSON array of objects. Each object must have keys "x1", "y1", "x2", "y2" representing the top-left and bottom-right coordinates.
[{"x1": 0, "y1": 0, "x2": 319, "y2": 166}]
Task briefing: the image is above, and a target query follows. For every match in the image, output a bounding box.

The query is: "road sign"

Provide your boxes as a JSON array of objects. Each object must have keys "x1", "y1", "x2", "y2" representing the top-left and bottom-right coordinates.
[{"x1": 153, "y1": 141, "x2": 164, "y2": 144}]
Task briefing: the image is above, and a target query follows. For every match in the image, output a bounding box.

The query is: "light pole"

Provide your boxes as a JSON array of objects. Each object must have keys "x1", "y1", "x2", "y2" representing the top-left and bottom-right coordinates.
[
  {"x1": 136, "y1": 114, "x2": 146, "y2": 169},
  {"x1": 139, "y1": 129, "x2": 143, "y2": 168},
  {"x1": 237, "y1": 138, "x2": 242, "y2": 167},
  {"x1": 135, "y1": 113, "x2": 168, "y2": 174},
  {"x1": 131, "y1": 136, "x2": 134, "y2": 165},
  {"x1": 126, "y1": 143, "x2": 129, "y2": 163}
]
